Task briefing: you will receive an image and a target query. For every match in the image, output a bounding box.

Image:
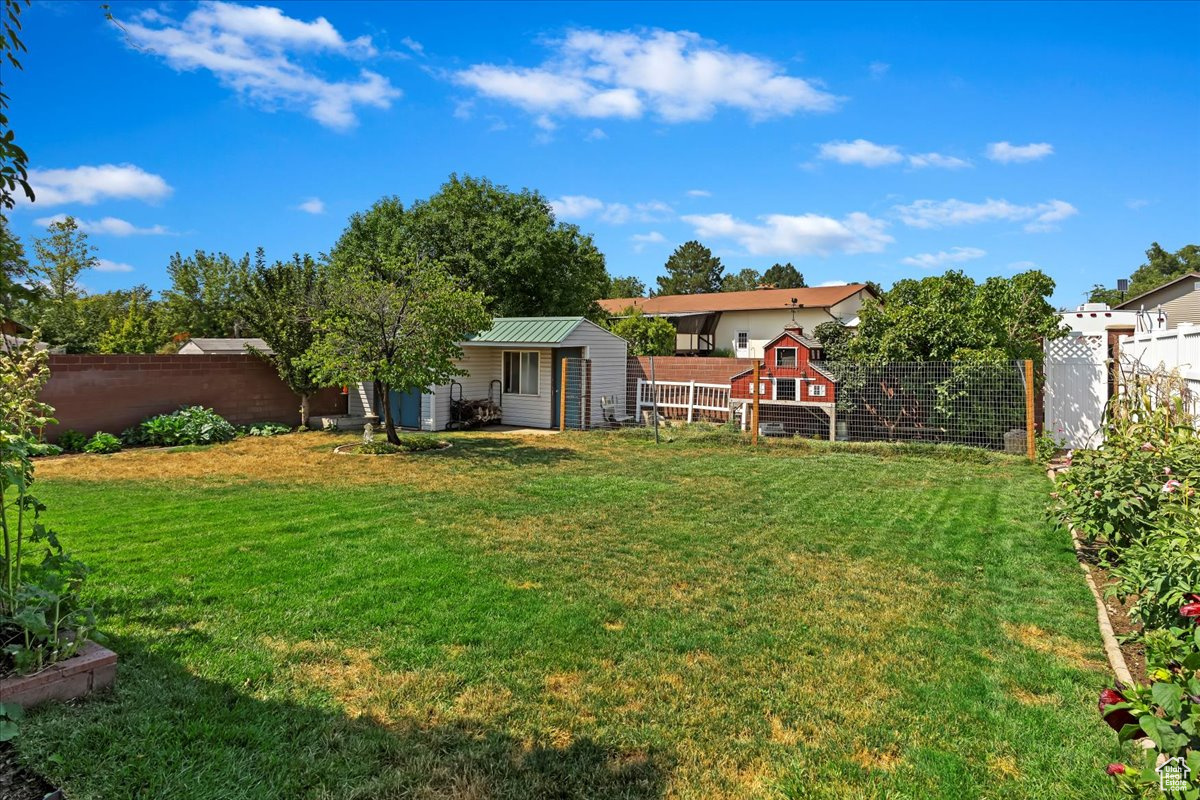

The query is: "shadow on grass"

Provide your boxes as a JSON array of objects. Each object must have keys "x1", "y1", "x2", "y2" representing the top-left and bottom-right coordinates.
[
  {"x1": 436, "y1": 435, "x2": 580, "y2": 467},
  {"x1": 19, "y1": 631, "x2": 667, "y2": 800}
]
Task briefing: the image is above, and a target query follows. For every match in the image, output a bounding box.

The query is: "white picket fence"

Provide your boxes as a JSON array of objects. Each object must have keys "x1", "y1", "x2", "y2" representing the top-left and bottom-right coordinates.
[{"x1": 635, "y1": 379, "x2": 730, "y2": 422}]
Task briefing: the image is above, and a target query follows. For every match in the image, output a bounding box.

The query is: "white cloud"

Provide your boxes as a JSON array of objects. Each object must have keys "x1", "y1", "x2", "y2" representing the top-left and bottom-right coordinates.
[
  {"x1": 455, "y1": 28, "x2": 839, "y2": 126},
  {"x1": 550, "y1": 195, "x2": 672, "y2": 224},
  {"x1": 893, "y1": 198, "x2": 1078, "y2": 232},
  {"x1": 686, "y1": 189, "x2": 711, "y2": 198},
  {"x1": 900, "y1": 246, "x2": 987, "y2": 269},
  {"x1": 297, "y1": 197, "x2": 325, "y2": 214},
  {"x1": 818, "y1": 139, "x2": 971, "y2": 169},
  {"x1": 985, "y1": 141, "x2": 1054, "y2": 163},
  {"x1": 818, "y1": 139, "x2": 902, "y2": 167},
  {"x1": 26, "y1": 164, "x2": 171, "y2": 207},
  {"x1": 869, "y1": 61, "x2": 890, "y2": 79},
  {"x1": 94, "y1": 259, "x2": 135, "y2": 273},
  {"x1": 400, "y1": 37, "x2": 424, "y2": 56},
  {"x1": 817, "y1": 280, "x2": 850, "y2": 287},
  {"x1": 907, "y1": 152, "x2": 971, "y2": 169},
  {"x1": 681, "y1": 211, "x2": 893, "y2": 256},
  {"x1": 1126, "y1": 198, "x2": 1150, "y2": 210},
  {"x1": 631, "y1": 231, "x2": 666, "y2": 253},
  {"x1": 119, "y1": 1, "x2": 400, "y2": 130},
  {"x1": 585, "y1": 127, "x2": 607, "y2": 141},
  {"x1": 34, "y1": 214, "x2": 171, "y2": 236}
]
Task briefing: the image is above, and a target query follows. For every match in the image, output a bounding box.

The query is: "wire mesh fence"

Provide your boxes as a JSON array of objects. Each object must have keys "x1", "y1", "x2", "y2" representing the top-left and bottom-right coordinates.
[{"x1": 612, "y1": 355, "x2": 1035, "y2": 454}]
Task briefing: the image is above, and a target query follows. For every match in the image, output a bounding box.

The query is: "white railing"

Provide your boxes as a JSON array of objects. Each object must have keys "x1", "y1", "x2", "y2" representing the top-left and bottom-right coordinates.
[{"x1": 636, "y1": 379, "x2": 730, "y2": 423}]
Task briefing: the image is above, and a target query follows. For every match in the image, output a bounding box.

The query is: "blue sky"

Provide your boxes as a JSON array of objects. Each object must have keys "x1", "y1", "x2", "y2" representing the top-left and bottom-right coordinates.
[{"x1": 10, "y1": 1, "x2": 1199, "y2": 306}]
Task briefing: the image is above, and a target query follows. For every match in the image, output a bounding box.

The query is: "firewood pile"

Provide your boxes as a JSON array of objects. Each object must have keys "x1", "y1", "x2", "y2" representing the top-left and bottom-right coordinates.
[{"x1": 448, "y1": 397, "x2": 502, "y2": 430}]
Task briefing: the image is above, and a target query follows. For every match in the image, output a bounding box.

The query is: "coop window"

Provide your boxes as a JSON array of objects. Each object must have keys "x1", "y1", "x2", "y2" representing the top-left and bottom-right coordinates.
[
  {"x1": 503, "y1": 351, "x2": 540, "y2": 396},
  {"x1": 776, "y1": 378, "x2": 796, "y2": 401},
  {"x1": 775, "y1": 347, "x2": 797, "y2": 368},
  {"x1": 808, "y1": 383, "x2": 827, "y2": 398}
]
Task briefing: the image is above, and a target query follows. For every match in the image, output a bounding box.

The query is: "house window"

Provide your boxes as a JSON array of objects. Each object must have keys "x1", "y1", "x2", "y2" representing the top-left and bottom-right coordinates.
[
  {"x1": 775, "y1": 347, "x2": 797, "y2": 368},
  {"x1": 776, "y1": 378, "x2": 796, "y2": 401},
  {"x1": 808, "y1": 383, "x2": 827, "y2": 398},
  {"x1": 503, "y1": 351, "x2": 540, "y2": 395},
  {"x1": 735, "y1": 331, "x2": 749, "y2": 353}
]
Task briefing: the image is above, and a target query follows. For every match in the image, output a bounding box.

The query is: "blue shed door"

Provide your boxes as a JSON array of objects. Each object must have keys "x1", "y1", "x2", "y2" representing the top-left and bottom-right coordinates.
[{"x1": 388, "y1": 387, "x2": 422, "y2": 429}]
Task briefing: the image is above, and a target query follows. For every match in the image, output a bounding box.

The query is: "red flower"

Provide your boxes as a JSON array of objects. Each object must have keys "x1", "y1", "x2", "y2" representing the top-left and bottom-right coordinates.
[
  {"x1": 1106, "y1": 763, "x2": 1126, "y2": 775},
  {"x1": 1098, "y1": 688, "x2": 1143, "y2": 736},
  {"x1": 1181, "y1": 600, "x2": 1200, "y2": 618}
]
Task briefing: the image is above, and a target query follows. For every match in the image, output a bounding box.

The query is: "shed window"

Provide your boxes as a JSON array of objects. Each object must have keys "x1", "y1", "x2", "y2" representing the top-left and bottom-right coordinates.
[
  {"x1": 775, "y1": 347, "x2": 797, "y2": 368},
  {"x1": 808, "y1": 383, "x2": 827, "y2": 398},
  {"x1": 503, "y1": 351, "x2": 540, "y2": 395},
  {"x1": 776, "y1": 378, "x2": 796, "y2": 401}
]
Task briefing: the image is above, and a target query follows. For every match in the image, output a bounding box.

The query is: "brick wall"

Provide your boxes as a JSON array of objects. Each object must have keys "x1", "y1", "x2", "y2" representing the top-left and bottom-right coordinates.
[
  {"x1": 41, "y1": 354, "x2": 346, "y2": 439},
  {"x1": 626, "y1": 355, "x2": 759, "y2": 417}
]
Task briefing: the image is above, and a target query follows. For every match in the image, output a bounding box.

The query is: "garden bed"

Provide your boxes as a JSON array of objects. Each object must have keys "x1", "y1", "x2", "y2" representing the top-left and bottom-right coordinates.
[
  {"x1": 332, "y1": 440, "x2": 451, "y2": 455},
  {"x1": 1, "y1": 642, "x2": 117, "y2": 709}
]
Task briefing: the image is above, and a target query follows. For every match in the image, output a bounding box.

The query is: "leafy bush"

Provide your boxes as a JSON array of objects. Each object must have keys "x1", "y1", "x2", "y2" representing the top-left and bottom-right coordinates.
[
  {"x1": 353, "y1": 436, "x2": 446, "y2": 455},
  {"x1": 240, "y1": 423, "x2": 291, "y2": 437},
  {"x1": 83, "y1": 431, "x2": 122, "y2": 454},
  {"x1": 354, "y1": 441, "x2": 402, "y2": 455},
  {"x1": 57, "y1": 429, "x2": 88, "y2": 453},
  {"x1": 1, "y1": 336, "x2": 96, "y2": 680},
  {"x1": 127, "y1": 406, "x2": 236, "y2": 447}
]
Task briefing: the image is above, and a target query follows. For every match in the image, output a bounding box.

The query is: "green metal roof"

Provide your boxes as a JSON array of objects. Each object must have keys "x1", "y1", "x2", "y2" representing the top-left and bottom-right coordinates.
[{"x1": 466, "y1": 317, "x2": 586, "y2": 345}]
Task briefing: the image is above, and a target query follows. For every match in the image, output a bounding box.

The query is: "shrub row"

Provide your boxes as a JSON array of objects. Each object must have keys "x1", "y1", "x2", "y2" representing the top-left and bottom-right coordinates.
[{"x1": 1052, "y1": 372, "x2": 1200, "y2": 791}]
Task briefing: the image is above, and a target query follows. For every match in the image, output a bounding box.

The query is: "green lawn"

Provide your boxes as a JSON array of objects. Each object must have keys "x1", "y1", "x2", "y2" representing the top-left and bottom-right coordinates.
[{"x1": 16, "y1": 430, "x2": 1120, "y2": 799}]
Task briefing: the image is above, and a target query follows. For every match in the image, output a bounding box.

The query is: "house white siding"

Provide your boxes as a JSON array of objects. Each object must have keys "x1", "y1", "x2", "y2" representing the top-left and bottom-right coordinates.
[{"x1": 707, "y1": 290, "x2": 869, "y2": 358}]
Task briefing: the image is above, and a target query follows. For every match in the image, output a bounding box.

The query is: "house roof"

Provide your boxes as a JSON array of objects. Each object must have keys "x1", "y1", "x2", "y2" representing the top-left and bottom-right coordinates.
[
  {"x1": 1114, "y1": 272, "x2": 1200, "y2": 309},
  {"x1": 181, "y1": 337, "x2": 272, "y2": 355},
  {"x1": 466, "y1": 317, "x2": 590, "y2": 345},
  {"x1": 598, "y1": 284, "x2": 873, "y2": 316}
]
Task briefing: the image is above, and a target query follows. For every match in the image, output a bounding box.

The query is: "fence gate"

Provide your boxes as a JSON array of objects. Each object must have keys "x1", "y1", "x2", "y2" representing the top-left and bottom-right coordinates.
[
  {"x1": 560, "y1": 357, "x2": 591, "y2": 430},
  {"x1": 1044, "y1": 333, "x2": 1108, "y2": 449}
]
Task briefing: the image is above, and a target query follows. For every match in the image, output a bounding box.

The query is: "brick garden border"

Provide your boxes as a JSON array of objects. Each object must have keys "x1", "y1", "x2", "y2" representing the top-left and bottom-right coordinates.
[{"x1": 0, "y1": 642, "x2": 117, "y2": 709}]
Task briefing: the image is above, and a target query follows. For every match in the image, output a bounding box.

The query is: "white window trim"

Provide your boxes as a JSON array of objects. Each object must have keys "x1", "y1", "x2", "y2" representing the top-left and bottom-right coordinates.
[
  {"x1": 775, "y1": 347, "x2": 797, "y2": 368},
  {"x1": 734, "y1": 330, "x2": 750, "y2": 355},
  {"x1": 808, "y1": 383, "x2": 827, "y2": 398},
  {"x1": 502, "y1": 350, "x2": 541, "y2": 397}
]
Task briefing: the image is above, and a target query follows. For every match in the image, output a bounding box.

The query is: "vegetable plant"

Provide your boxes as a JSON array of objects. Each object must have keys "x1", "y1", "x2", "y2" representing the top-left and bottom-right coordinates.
[{"x1": 83, "y1": 432, "x2": 121, "y2": 455}]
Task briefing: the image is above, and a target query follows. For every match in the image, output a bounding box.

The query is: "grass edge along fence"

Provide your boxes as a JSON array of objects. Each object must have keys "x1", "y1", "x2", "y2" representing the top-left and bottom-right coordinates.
[{"x1": 624, "y1": 356, "x2": 1037, "y2": 458}]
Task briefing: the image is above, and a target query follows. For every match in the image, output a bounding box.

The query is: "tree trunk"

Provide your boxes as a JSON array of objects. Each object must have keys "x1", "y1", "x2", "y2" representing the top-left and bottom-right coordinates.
[
  {"x1": 381, "y1": 383, "x2": 400, "y2": 444},
  {"x1": 299, "y1": 393, "x2": 311, "y2": 429}
]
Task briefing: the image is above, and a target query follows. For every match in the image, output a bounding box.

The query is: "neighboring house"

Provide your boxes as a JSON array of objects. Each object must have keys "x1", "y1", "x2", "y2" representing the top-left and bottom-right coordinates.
[
  {"x1": 349, "y1": 317, "x2": 628, "y2": 431},
  {"x1": 597, "y1": 283, "x2": 878, "y2": 357},
  {"x1": 1, "y1": 316, "x2": 30, "y2": 337},
  {"x1": 726, "y1": 324, "x2": 839, "y2": 438},
  {"x1": 178, "y1": 337, "x2": 273, "y2": 355},
  {"x1": 1115, "y1": 272, "x2": 1200, "y2": 329}
]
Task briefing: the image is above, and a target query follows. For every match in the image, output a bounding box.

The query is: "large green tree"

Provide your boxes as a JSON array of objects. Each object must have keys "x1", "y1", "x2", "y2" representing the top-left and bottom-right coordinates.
[
  {"x1": 0, "y1": 0, "x2": 34, "y2": 210},
  {"x1": 606, "y1": 275, "x2": 646, "y2": 299},
  {"x1": 97, "y1": 286, "x2": 160, "y2": 354},
  {"x1": 240, "y1": 254, "x2": 328, "y2": 426},
  {"x1": 848, "y1": 270, "x2": 1062, "y2": 364},
  {"x1": 32, "y1": 216, "x2": 95, "y2": 352},
  {"x1": 721, "y1": 268, "x2": 762, "y2": 292},
  {"x1": 1089, "y1": 242, "x2": 1200, "y2": 306},
  {"x1": 761, "y1": 262, "x2": 806, "y2": 289},
  {"x1": 305, "y1": 257, "x2": 490, "y2": 444},
  {"x1": 656, "y1": 240, "x2": 723, "y2": 295},
  {"x1": 333, "y1": 175, "x2": 608, "y2": 318},
  {"x1": 0, "y1": 215, "x2": 35, "y2": 323},
  {"x1": 160, "y1": 250, "x2": 251, "y2": 340}
]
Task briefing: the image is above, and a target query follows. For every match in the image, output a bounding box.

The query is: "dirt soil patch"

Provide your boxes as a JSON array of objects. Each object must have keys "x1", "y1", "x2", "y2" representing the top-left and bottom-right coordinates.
[{"x1": 0, "y1": 743, "x2": 60, "y2": 800}]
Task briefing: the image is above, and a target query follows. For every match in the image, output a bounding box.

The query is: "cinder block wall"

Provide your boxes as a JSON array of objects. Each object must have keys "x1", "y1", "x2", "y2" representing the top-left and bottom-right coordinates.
[{"x1": 41, "y1": 354, "x2": 346, "y2": 439}]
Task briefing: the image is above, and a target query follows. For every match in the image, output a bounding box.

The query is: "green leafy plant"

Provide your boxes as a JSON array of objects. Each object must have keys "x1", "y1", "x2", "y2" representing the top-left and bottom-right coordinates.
[
  {"x1": 240, "y1": 423, "x2": 290, "y2": 437},
  {"x1": 0, "y1": 701, "x2": 23, "y2": 742},
  {"x1": 83, "y1": 431, "x2": 121, "y2": 455},
  {"x1": 1035, "y1": 430, "x2": 1066, "y2": 464},
  {"x1": 57, "y1": 429, "x2": 88, "y2": 453},
  {"x1": 354, "y1": 441, "x2": 402, "y2": 455},
  {"x1": 1, "y1": 335, "x2": 96, "y2": 679},
  {"x1": 127, "y1": 406, "x2": 236, "y2": 447}
]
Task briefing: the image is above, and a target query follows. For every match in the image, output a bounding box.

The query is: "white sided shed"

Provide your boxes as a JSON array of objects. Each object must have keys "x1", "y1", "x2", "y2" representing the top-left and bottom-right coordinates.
[{"x1": 349, "y1": 317, "x2": 628, "y2": 431}]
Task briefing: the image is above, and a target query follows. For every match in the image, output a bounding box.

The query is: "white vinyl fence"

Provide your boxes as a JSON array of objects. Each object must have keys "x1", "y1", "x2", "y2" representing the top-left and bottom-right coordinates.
[
  {"x1": 1121, "y1": 324, "x2": 1200, "y2": 386},
  {"x1": 635, "y1": 379, "x2": 730, "y2": 422},
  {"x1": 1044, "y1": 333, "x2": 1109, "y2": 449}
]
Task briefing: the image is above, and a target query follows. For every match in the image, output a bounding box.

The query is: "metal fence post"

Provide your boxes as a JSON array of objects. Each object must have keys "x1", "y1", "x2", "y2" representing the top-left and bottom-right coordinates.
[
  {"x1": 1024, "y1": 358, "x2": 1035, "y2": 460},
  {"x1": 751, "y1": 361, "x2": 760, "y2": 446},
  {"x1": 649, "y1": 356, "x2": 659, "y2": 444}
]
